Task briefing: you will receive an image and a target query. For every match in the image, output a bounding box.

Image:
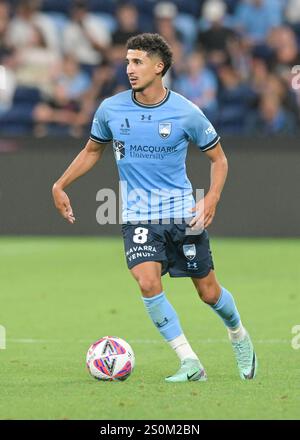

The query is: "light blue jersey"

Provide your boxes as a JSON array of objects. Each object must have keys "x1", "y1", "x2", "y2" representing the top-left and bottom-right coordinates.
[{"x1": 90, "y1": 89, "x2": 220, "y2": 221}]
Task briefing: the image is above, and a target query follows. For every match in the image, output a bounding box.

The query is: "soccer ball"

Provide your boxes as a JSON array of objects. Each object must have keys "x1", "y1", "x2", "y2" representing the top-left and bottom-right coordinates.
[{"x1": 86, "y1": 336, "x2": 135, "y2": 381}]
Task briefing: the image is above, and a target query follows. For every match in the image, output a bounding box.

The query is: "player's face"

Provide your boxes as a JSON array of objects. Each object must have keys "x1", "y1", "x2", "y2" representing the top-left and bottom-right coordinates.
[{"x1": 126, "y1": 49, "x2": 163, "y2": 91}]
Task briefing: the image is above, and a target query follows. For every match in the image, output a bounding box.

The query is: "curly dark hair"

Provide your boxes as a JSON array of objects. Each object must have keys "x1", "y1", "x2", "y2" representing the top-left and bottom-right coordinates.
[{"x1": 126, "y1": 33, "x2": 173, "y2": 76}]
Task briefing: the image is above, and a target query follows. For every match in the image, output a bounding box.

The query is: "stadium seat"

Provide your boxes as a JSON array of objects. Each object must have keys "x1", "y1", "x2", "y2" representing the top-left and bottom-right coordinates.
[
  {"x1": 218, "y1": 105, "x2": 246, "y2": 134},
  {"x1": 41, "y1": 0, "x2": 72, "y2": 15},
  {"x1": 13, "y1": 87, "x2": 41, "y2": 106},
  {"x1": 0, "y1": 104, "x2": 34, "y2": 123},
  {"x1": 173, "y1": 0, "x2": 202, "y2": 16},
  {"x1": 0, "y1": 103, "x2": 35, "y2": 135},
  {"x1": 87, "y1": 0, "x2": 118, "y2": 14},
  {"x1": 224, "y1": 0, "x2": 240, "y2": 14},
  {"x1": 0, "y1": 87, "x2": 41, "y2": 135},
  {"x1": 217, "y1": 85, "x2": 255, "y2": 134}
]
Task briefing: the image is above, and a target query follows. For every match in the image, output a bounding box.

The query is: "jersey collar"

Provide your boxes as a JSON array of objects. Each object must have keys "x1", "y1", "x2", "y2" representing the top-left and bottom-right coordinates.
[{"x1": 131, "y1": 88, "x2": 170, "y2": 108}]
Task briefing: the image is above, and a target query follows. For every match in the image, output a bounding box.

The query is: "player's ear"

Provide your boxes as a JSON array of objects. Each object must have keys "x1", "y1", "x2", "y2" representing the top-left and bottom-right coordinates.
[{"x1": 155, "y1": 60, "x2": 165, "y2": 75}]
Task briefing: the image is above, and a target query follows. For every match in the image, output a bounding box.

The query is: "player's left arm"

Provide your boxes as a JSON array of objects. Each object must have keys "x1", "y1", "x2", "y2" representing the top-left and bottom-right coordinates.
[{"x1": 189, "y1": 142, "x2": 228, "y2": 229}]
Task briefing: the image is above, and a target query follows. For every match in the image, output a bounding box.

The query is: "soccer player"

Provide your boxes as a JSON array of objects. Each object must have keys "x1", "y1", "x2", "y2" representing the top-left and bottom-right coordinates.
[{"x1": 52, "y1": 33, "x2": 257, "y2": 382}]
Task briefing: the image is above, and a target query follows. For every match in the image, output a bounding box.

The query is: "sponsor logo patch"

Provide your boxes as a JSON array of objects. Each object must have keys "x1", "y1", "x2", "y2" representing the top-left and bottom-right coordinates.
[
  {"x1": 113, "y1": 140, "x2": 125, "y2": 160},
  {"x1": 205, "y1": 125, "x2": 217, "y2": 136},
  {"x1": 187, "y1": 262, "x2": 198, "y2": 270}
]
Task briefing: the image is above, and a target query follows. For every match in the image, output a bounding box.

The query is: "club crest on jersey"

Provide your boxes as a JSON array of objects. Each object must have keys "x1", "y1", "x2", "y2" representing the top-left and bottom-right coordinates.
[
  {"x1": 183, "y1": 244, "x2": 196, "y2": 260},
  {"x1": 113, "y1": 139, "x2": 125, "y2": 160},
  {"x1": 158, "y1": 122, "x2": 172, "y2": 139}
]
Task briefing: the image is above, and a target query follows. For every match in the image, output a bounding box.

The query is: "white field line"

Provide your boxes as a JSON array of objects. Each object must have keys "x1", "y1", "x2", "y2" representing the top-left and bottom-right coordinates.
[{"x1": 7, "y1": 338, "x2": 291, "y2": 345}]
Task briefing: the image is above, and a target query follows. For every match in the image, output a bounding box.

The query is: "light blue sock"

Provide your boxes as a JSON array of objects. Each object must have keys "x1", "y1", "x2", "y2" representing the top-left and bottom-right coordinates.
[
  {"x1": 142, "y1": 292, "x2": 183, "y2": 341},
  {"x1": 210, "y1": 286, "x2": 241, "y2": 328}
]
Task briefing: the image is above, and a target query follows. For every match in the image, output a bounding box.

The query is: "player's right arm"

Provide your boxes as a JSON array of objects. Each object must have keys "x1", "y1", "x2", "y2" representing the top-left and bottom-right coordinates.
[
  {"x1": 52, "y1": 139, "x2": 109, "y2": 224},
  {"x1": 53, "y1": 99, "x2": 113, "y2": 223}
]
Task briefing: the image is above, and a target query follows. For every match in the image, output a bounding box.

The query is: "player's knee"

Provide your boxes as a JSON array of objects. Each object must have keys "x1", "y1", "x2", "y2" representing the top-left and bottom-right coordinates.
[
  {"x1": 196, "y1": 281, "x2": 221, "y2": 305},
  {"x1": 136, "y1": 277, "x2": 162, "y2": 297}
]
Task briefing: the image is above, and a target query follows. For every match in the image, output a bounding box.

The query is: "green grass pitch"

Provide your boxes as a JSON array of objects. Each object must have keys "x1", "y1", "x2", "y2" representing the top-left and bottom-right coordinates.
[{"x1": 0, "y1": 236, "x2": 299, "y2": 420}]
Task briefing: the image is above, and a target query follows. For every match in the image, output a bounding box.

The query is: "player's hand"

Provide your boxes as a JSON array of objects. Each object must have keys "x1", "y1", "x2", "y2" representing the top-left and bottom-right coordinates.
[
  {"x1": 189, "y1": 193, "x2": 218, "y2": 230},
  {"x1": 52, "y1": 184, "x2": 76, "y2": 224}
]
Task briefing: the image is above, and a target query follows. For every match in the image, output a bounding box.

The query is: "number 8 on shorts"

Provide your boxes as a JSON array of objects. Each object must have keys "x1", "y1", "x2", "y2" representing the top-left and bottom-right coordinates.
[{"x1": 133, "y1": 227, "x2": 148, "y2": 244}]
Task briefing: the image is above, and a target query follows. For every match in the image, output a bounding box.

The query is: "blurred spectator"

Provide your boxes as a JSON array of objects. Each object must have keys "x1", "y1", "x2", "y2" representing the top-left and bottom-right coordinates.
[
  {"x1": 0, "y1": 63, "x2": 17, "y2": 114},
  {"x1": 285, "y1": 0, "x2": 300, "y2": 25},
  {"x1": 33, "y1": 55, "x2": 91, "y2": 136},
  {"x1": 226, "y1": 35, "x2": 252, "y2": 80},
  {"x1": 71, "y1": 61, "x2": 120, "y2": 135},
  {"x1": 264, "y1": 74, "x2": 299, "y2": 119},
  {"x1": 112, "y1": 2, "x2": 141, "y2": 46},
  {"x1": 198, "y1": 0, "x2": 237, "y2": 65},
  {"x1": 33, "y1": 101, "x2": 79, "y2": 137},
  {"x1": 268, "y1": 27, "x2": 300, "y2": 69},
  {"x1": 63, "y1": 0, "x2": 111, "y2": 72},
  {"x1": 0, "y1": 3, "x2": 18, "y2": 120},
  {"x1": 7, "y1": 0, "x2": 59, "y2": 51},
  {"x1": 153, "y1": 2, "x2": 184, "y2": 87},
  {"x1": 169, "y1": 39, "x2": 185, "y2": 82},
  {"x1": 285, "y1": 1, "x2": 300, "y2": 60},
  {"x1": 14, "y1": 25, "x2": 61, "y2": 95},
  {"x1": 85, "y1": 61, "x2": 119, "y2": 103},
  {"x1": 174, "y1": 51, "x2": 218, "y2": 120},
  {"x1": 267, "y1": 27, "x2": 300, "y2": 113},
  {"x1": 128, "y1": 0, "x2": 162, "y2": 32},
  {"x1": 245, "y1": 93, "x2": 297, "y2": 135},
  {"x1": 249, "y1": 56, "x2": 271, "y2": 96},
  {"x1": 111, "y1": 2, "x2": 141, "y2": 63},
  {"x1": 0, "y1": 0, "x2": 299, "y2": 137},
  {"x1": 248, "y1": 50, "x2": 300, "y2": 117},
  {"x1": 234, "y1": 0, "x2": 282, "y2": 45},
  {"x1": 172, "y1": 1, "x2": 199, "y2": 52},
  {"x1": 53, "y1": 55, "x2": 91, "y2": 103},
  {"x1": 154, "y1": 2, "x2": 183, "y2": 47},
  {"x1": 217, "y1": 62, "x2": 255, "y2": 133},
  {"x1": 0, "y1": 0, "x2": 12, "y2": 61},
  {"x1": 32, "y1": 57, "x2": 122, "y2": 138}
]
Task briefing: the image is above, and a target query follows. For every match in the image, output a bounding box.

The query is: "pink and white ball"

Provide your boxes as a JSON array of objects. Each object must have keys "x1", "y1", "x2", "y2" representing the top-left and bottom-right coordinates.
[{"x1": 86, "y1": 336, "x2": 135, "y2": 381}]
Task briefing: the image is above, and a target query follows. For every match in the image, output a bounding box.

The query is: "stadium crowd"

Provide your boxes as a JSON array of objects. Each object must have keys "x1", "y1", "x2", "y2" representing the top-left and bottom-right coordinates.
[{"x1": 0, "y1": 0, "x2": 299, "y2": 137}]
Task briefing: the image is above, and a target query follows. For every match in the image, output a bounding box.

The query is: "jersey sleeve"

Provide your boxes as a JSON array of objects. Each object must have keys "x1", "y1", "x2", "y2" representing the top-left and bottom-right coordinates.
[
  {"x1": 90, "y1": 100, "x2": 113, "y2": 144},
  {"x1": 184, "y1": 104, "x2": 220, "y2": 152}
]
